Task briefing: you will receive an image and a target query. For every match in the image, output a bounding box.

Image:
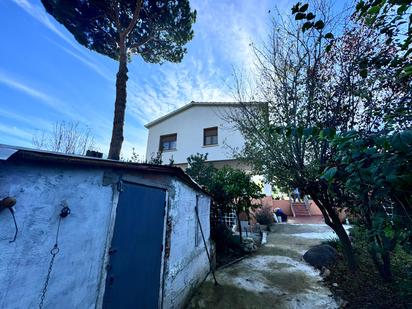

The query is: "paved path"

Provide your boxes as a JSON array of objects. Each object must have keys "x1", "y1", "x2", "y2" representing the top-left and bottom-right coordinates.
[{"x1": 188, "y1": 224, "x2": 339, "y2": 309}]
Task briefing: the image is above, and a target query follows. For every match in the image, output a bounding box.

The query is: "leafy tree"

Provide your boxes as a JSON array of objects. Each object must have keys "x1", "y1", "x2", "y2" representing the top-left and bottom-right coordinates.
[
  {"x1": 209, "y1": 167, "x2": 263, "y2": 243},
  {"x1": 229, "y1": 2, "x2": 360, "y2": 270},
  {"x1": 230, "y1": 1, "x2": 411, "y2": 270},
  {"x1": 289, "y1": 1, "x2": 412, "y2": 279},
  {"x1": 42, "y1": 0, "x2": 196, "y2": 159},
  {"x1": 186, "y1": 153, "x2": 216, "y2": 188},
  {"x1": 355, "y1": 0, "x2": 412, "y2": 76},
  {"x1": 186, "y1": 153, "x2": 263, "y2": 242},
  {"x1": 322, "y1": 129, "x2": 412, "y2": 281}
]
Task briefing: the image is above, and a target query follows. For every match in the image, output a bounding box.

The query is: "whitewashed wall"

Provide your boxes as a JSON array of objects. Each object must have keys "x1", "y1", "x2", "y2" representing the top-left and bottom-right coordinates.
[
  {"x1": 0, "y1": 162, "x2": 114, "y2": 309},
  {"x1": 0, "y1": 161, "x2": 211, "y2": 309},
  {"x1": 146, "y1": 105, "x2": 245, "y2": 164},
  {"x1": 163, "y1": 180, "x2": 211, "y2": 308}
]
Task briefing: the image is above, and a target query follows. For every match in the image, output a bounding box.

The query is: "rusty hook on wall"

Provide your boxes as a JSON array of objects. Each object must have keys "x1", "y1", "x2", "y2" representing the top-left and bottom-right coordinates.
[{"x1": 0, "y1": 197, "x2": 18, "y2": 243}]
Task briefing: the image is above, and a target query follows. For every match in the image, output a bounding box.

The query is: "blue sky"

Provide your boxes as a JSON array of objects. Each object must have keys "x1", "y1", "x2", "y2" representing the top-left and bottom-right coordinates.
[{"x1": 0, "y1": 0, "x2": 346, "y2": 158}]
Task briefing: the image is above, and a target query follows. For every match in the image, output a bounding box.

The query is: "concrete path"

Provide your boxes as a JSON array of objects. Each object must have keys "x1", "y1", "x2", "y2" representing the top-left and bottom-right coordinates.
[{"x1": 188, "y1": 224, "x2": 340, "y2": 309}]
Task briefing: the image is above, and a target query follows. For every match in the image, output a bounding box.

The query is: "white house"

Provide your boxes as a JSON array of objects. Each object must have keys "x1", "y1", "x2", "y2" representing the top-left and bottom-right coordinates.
[
  {"x1": 145, "y1": 101, "x2": 246, "y2": 169},
  {"x1": 145, "y1": 102, "x2": 272, "y2": 196}
]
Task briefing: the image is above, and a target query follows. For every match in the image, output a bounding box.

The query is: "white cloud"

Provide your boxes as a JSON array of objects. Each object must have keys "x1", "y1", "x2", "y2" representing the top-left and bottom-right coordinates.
[
  {"x1": 0, "y1": 109, "x2": 50, "y2": 130},
  {"x1": 0, "y1": 71, "x2": 58, "y2": 108},
  {"x1": 0, "y1": 71, "x2": 87, "y2": 122}
]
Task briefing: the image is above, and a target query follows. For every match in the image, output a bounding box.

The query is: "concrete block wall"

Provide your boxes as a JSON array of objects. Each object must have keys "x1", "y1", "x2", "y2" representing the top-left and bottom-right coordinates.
[
  {"x1": 0, "y1": 162, "x2": 114, "y2": 309},
  {"x1": 162, "y1": 180, "x2": 211, "y2": 308}
]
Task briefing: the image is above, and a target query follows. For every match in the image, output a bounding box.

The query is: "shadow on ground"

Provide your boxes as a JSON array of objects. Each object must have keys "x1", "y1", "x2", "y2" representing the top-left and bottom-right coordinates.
[{"x1": 188, "y1": 224, "x2": 339, "y2": 309}]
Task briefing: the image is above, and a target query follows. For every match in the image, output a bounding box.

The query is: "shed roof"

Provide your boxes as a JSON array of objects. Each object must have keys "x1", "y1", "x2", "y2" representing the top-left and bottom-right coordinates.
[
  {"x1": 0, "y1": 144, "x2": 208, "y2": 195},
  {"x1": 144, "y1": 101, "x2": 240, "y2": 128}
]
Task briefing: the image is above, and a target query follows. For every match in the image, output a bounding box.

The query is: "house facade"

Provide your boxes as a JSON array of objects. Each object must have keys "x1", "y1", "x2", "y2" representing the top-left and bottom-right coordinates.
[
  {"x1": 145, "y1": 102, "x2": 274, "y2": 196},
  {"x1": 145, "y1": 102, "x2": 247, "y2": 169}
]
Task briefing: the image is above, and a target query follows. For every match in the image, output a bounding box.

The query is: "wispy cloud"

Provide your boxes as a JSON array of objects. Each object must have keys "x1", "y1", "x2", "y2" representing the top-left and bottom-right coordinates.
[
  {"x1": 48, "y1": 40, "x2": 113, "y2": 81},
  {"x1": 0, "y1": 71, "x2": 86, "y2": 122},
  {"x1": 0, "y1": 109, "x2": 51, "y2": 130},
  {"x1": 0, "y1": 71, "x2": 59, "y2": 109},
  {"x1": 12, "y1": 0, "x2": 71, "y2": 46},
  {"x1": 127, "y1": 62, "x2": 231, "y2": 126},
  {"x1": 0, "y1": 123, "x2": 33, "y2": 142},
  {"x1": 5, "y1": 0, "x2": 293, "y2": 158},
  {"x1": 12, "y1": 0, "x2": 113, "y2": 81},
  {"x1": 119, "y1": 0, "x2": 281, "y2": 156},
  {"x1": 125, "y1": 0, "x2": 277, "y2": 127}
]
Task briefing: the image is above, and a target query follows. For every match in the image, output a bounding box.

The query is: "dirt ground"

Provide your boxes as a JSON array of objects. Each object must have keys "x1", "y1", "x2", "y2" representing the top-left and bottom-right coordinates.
[{"x1": 188, "y1": 224, "x2": 342, "y2": 309}]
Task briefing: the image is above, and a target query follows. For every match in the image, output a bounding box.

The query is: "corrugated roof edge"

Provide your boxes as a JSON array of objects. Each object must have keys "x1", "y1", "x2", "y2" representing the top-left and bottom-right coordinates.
[
  {"x1": 144, "y1": 101, "x2": 241, "y2": 128},
  {"x1": 0, "y1": 144, "x2": 209, "y2": 195}
]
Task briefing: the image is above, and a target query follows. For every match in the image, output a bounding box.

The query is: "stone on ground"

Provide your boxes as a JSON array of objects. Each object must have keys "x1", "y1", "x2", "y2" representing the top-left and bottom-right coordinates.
[{"x1": 303, "y1": 244, "x2": 338, "y2": 270}]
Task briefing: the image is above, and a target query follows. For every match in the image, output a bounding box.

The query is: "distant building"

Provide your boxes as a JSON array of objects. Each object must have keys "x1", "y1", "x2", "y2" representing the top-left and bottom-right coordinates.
[
  {"x1": 145, "y1": 101, "x2": 272, "y2": 195},
  {"x1": 145, "y1": 101, "x2": 247, "y2": 169}
]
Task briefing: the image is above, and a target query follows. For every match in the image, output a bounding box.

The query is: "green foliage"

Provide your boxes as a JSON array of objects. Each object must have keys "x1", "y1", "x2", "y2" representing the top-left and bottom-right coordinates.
[
  {"x1": 186, "y1": 153, "x2": 216, "y2": 188},
  {"x1": 41, "y1": 0, "x2": 196, "y2": 63},
  {"x1": 209, "y1": 166, "x2": 263, "y2": 215},
  {"x1": 317, "y1": 128, "x2": 411, "y2": 280},
  {"x1": 235, "y1": 1, "x2": 410, "y2": 271},
  {"x1": 186, "y1": 153, "x2": 263, "y2": 215},
  {"x1": 326, "y1": 224, "x2": 412, "y2": 307}
]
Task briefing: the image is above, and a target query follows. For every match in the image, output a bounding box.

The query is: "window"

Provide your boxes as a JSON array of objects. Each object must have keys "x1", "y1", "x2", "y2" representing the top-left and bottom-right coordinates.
[
  {"x1": 203, "y1": 127, "x2": 218, "y2": 146},
  {"x1": 159, "y1": 134, "x2": 177, "y2": 151}
]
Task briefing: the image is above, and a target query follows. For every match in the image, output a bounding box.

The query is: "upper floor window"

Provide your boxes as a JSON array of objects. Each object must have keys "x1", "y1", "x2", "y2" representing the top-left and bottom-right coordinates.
[
  {"x1": 204, "y1": 127, "x2": 218, "y2": 146},
  {"x1": 159, "y1": 133, "x2": 177, "y2": 151}
]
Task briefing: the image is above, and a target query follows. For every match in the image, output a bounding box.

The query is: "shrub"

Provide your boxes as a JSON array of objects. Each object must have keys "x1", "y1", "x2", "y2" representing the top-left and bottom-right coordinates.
[{"x1": 255, "y1": 205, "x2": 274, "y2": 225}]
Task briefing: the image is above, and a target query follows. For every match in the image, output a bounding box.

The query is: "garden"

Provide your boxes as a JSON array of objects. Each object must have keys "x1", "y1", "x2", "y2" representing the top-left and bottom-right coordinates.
[{"x1": 189, "y1": 0, "x2": 412, "y2": 307}]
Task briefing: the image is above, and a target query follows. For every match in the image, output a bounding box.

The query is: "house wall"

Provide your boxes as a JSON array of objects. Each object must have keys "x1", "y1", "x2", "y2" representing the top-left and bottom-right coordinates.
[
  {"x1": 162, "y1": 180, "x2": 212, "y2": 308},
  {"x1": 0, "y1": 162, "x2": 114, "y2": 309},
  {"x1": 146, "y1": 105, "x2": 245, "y2": 165}
]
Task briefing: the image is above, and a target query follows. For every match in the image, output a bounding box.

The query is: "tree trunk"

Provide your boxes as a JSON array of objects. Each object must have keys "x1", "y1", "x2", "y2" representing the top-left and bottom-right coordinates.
[
  {"x1": 311, "y1": 193, "x2": 358, "y2": 270},
  {"x1": 381, "y1": 251, "x2": 392, "y2": 281},
  {"x1": 108, "y1": 38, "x2": 128, "y2": 160},
  {"x1": 369, "y1": 236, "x2": 393, "y2": 282},
  {"x1": 237, "y1": 211, "x2": 243, "y2": 244},
  {"x1": 333, "y1": 220, "x2": 358, "y2": 270}
]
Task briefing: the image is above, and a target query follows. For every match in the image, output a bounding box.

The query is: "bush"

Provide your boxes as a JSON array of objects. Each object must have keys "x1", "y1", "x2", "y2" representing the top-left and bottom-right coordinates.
[
  {"x1": 255, "y1": 205, "x2": 274, "y2": 225},
  {"x1": 211, "y1": 223, "x2": 242, "y2": 253}
]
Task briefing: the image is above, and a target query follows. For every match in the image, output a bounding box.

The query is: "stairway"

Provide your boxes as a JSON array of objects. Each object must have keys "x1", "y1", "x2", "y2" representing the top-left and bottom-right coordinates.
[{"x1": 291, "y1": 202, "x2": 311, "y2": 217}]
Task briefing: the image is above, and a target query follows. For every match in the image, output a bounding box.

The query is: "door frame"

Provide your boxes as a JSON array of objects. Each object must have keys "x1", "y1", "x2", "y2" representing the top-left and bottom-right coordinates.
[{"x1": 95, "y1": 179, "x2": 170, "y2": 309}]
